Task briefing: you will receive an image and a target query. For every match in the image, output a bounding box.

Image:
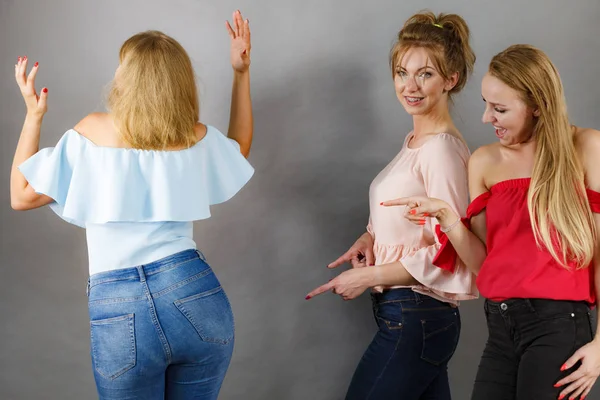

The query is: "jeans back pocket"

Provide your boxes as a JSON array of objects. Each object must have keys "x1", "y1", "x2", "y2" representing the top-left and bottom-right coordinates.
[
  {"x1": 90, "y1": 314, "x2": 136, "y2": 380},
  {"x1": 420, "y1": 311, "x2": 460, "y2": 366},
  {"x1": 174, "y1": 286, "x2": 234, "y2": 344}
]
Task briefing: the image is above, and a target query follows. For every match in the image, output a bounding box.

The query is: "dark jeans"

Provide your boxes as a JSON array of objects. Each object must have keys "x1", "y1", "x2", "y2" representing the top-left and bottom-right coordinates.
[
  {"x1": 471, "y1": 298, "x2": 594, "y2": 400},
  {"x1": 346, "y1": 289, "x2": 461, "y2": 400}
]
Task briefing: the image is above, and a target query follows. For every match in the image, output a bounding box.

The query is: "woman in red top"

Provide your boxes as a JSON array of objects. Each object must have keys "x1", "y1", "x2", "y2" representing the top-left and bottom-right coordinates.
[{"x1": 383, "y1": 45, "x2": 600, "y2": 399}]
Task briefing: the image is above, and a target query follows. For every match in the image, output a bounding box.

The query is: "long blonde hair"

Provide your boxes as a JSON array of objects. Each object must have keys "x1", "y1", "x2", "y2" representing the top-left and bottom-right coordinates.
[
  {"x1": 107, "y1": 30, "x2": 199, "y2": 150},
  {"x1": 489, "y1": 45, "x2": 596, "y2": 268},
  {"x1": 390, "y1": 11, "x2": 476, "y2": 97}
]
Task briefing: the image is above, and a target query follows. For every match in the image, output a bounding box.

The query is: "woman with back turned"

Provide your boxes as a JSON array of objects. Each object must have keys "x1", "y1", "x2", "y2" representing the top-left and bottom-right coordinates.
[{"x1": 10, "y1": 10, "x2": 253, "y2": 400}]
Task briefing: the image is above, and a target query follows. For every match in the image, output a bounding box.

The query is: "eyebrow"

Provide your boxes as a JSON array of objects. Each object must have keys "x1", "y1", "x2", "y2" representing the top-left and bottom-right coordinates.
[
  {"x1": 397, "y1": 65, "x2": 435, "y2": 72},
  {"x1": 482, "y1": 96, "x2": 507, "y2": 107}
]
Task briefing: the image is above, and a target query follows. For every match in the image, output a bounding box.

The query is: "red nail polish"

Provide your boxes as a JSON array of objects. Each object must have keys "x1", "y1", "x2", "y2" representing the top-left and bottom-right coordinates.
[
  {"x1": 409, "y1": 209, "x2": 416, "y2": 215},
  {"x1": 18, "y1": 56, "x2": 21, "y2": 62},
  {"x1": 34, "y1": 62, "x2": 38, "y2": 67},
  {"x1": 42, "y1": 88, "x2": 48, "y2": 93},
  {"x1": 558, "y1": 395, "x2": 565, "y2": 400},
  {"x1": 423, "y1": 213, "x2": 429, "y2": 216},
  {"x1": 560, "y1": 363, "x2": 567, "y2": 371},
  {"x1": 380, "y1": 202, "x2": 383, "y2": 205},
  {"x1": 553, "y1": 383, "x2": 561, "y2": 388},
  {"x1": 305, "y1": 295, "x2": 311, "y2": 300},
  {"x1": 23, "y1": 56, "x2": 27, "y2": 60}
]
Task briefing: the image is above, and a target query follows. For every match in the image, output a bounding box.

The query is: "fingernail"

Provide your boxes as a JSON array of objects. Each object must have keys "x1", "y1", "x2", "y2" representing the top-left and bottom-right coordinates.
[
  {"x1": 423, "y1": 213, "x2": 429, "y2": 216},
  {"x1": 558, "y1": 395, "x2": 565, "y2": 400},
  {"x1": 34, "y1": 62, "x2": 38, "y2": 67},
  {"x1": 379, "y1": 202, "x2": 383, "y2": 205},
  {"x1": 409, "y1": 209, "x2": 416, "y2": 215},
  {"x1": 560, "y1": 363, "x2": 567, "y2": 371},
  {"x1": 18, "y1": 56, "x2": 21, "y2": 62},
  {"x1": 418, "y1": 221, "x2": 425, "y2": 225},
  {"x1": 42, "y1": 88, "x2": 48, "y2": 93},
  {"x1": 305, "y1": 295, "x2": 311, "y2": 300},
  {"x1": 369, "y1": 264, "x2": 375, "y2": 266},
  {"x1": 23, "y1": 56, "x2": 27, "y2": 60},
  {"x1": 553, "y1": 383, "x2": 561, "y2": 388}
]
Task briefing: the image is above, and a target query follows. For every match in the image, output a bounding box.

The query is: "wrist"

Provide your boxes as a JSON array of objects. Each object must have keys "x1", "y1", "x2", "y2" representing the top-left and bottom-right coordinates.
[
  {"x1": 233, "y1": 69, "x2": 250, "y2": 78},
  {"x1": 24, "y1": 113, "x2": 44, "y2": 125},
  {"x1": 436, "y1": 206, "x2": 459, "y2": 228},
  {"x1": 363, "y1": 266, "x2": 381, "y2": 287}
]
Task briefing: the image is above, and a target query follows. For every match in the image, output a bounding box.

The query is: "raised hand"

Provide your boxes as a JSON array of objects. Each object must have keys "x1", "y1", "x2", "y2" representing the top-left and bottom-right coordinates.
[
  {"x1": 225, "y1": 10, "x2": 251, "y2": 73},
  {"x1": 15, "y1": 56, "x2": 48, "y2": 118}
]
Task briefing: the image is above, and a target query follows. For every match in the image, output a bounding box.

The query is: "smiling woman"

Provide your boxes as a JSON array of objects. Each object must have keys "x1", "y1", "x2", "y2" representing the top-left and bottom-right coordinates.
[{"x1": 307, "y1": 10, "x2": 478, "y2": 400}]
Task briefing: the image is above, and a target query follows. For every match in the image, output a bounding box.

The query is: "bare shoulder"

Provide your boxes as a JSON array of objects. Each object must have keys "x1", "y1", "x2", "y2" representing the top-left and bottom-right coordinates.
[
  {"x1": 574, "y1": 126, "x2": 600, "y2": 156},
  {"x1": 73, "y1": 112, "x2": 119, "y2": 146},
  {"x1": 470, "y1": 142, "x2": 501, "y2": 170},
  {"x1": 194, "y1": 122, "x2": 208, "y2": 142}
]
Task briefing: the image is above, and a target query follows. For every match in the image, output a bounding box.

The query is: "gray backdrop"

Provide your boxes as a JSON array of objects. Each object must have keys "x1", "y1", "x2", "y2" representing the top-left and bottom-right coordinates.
[{"x1": 1, "y1": 0, "x2": 599, "y2": 399}]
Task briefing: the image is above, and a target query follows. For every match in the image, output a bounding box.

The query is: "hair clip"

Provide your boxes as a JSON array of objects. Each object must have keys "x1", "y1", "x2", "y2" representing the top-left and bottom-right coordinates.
[{"x1": 433, "y1": 23, "x2": 444, "y2": 29}]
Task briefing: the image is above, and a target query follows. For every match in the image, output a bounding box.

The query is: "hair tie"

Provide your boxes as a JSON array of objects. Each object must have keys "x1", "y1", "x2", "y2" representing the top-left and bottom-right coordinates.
[{"x1": 433, "y1": 23, "x2": 444, "y2": 29}]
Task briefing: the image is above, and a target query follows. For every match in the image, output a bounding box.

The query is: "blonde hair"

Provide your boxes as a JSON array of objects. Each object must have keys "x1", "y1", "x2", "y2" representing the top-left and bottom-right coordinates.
[
  {"x1": 390, "y1": 11, "x2": 475, "y2": 96},
  {"x1": 107, "y1": 30, "x2": 199, "y2": 150},
  {"x1": 489, "y1": 45, "x2": 596, "y2": 268}
]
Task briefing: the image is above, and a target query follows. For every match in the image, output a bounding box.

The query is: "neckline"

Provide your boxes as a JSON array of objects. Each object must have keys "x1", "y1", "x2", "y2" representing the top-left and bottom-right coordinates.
[
  {"x1": 403, "y1": 131, "x2": 465, "y2": 151},
  {"x1": 70, "y1": 125, "x2": 212, "y2": 154},
  {"x1": 489, "y1": 177, "x2": 531, "y2": 192}
]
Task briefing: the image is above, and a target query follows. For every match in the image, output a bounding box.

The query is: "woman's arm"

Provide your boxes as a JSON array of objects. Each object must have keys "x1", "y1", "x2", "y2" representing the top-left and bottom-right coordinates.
[
  {"x1": 225, "y1": 10, "x2": 252, "y2": 158},
  {"x1": 10, "y1": 57, "x2": 53, "y2": 211},
  {"x1": 382, "y1": 146, "x2": 490, "y2": 275},
  {"x1": 556, "y1": 128, "x2": 600, "y2": 400}
]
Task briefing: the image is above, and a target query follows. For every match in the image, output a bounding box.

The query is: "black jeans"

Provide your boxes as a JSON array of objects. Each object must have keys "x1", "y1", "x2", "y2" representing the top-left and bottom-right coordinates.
[
  {"x1": 346, "y1": 289, "x2": 461, "y2": 400},
  {"x1": 471, "y1": 298, "x2": 594, "y2": 400}
]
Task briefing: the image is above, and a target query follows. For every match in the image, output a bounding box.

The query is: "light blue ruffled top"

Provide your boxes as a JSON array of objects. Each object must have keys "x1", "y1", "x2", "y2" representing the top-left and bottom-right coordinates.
[{"x1": 18, "y1": 125, "x2": 254, "y2": 275}]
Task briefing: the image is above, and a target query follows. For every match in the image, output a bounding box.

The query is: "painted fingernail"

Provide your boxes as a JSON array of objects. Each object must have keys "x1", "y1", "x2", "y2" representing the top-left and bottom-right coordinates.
[
  {"x1": 23, "y1": 56, "x2": 27, "y2": 60},
  {"x1": 305, "y1": 295, "x2": 311, "y2": 300},
  {"x1": 18, "y1": 56, "x2": 21, "y2": 62},
  {"x1": 423, "y1": 213, "x2": 429, "y2": 216},
  {"x1": 42, "y1": 88, "x2": 48, "y2": 93},
  {"x1": 558, "y1": 395, "x2": 565, "y2": 400},
  {"x1": 553, "y1": 383, "x2": 561, "y2": 388},
  {"x1": 560, "y1": 363, "x2": 567, "y2": 371},
  {"x1": 34, "y1": 62, "x2": 38, "y2": 67},
  {"x1": 409, "y1": 209, "x2": 416, "y2": 215},
  {"x1": 380, "y1": 202, "x2": 383, "y2": 205}
]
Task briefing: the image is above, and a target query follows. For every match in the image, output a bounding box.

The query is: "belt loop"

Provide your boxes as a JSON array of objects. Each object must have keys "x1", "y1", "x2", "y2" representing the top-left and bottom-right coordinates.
[
  {"x1": 137, "y1": 265, "x2": 147, "y2": 283},
  {"x1": 85, "y1": 278, "x2": 90, "y2": 297},
  {"x1": 414, "y1": 291, "x2": 423, "y2": 304},
  {"x1": 195, "y1": 249, "x2": 206, "y2": 262}
]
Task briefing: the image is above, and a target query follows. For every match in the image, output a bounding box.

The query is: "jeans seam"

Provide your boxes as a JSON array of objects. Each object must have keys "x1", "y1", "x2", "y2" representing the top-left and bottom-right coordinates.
[
  {"x1": 152, "y1": 268, "x2": 212, "y2": 299},
  {"x1": 364, "y1": 322, "x2": 404, "y2": 400}
]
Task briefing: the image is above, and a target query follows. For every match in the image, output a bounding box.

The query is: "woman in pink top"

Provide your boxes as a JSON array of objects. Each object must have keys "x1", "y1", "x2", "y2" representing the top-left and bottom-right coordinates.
[{"x1": 307, "y1": 11, "x2": 478, "y2": 399}]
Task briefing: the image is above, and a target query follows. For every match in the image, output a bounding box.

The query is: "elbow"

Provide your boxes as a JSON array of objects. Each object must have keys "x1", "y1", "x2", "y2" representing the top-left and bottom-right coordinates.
[{"x1": 11, "y1": 198, "x2": 28, "y2": 211}]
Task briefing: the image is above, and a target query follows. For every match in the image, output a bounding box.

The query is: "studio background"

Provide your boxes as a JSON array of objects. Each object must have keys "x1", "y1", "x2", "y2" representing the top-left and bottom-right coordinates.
[{"x1": 1, "y1": 0, "x2": 599, "y2": 398}]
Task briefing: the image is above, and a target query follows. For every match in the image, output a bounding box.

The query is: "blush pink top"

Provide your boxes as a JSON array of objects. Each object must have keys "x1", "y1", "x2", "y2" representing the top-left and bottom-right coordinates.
[{"x1": 368, "y1": 132, "x2": 478, "y2": 304}]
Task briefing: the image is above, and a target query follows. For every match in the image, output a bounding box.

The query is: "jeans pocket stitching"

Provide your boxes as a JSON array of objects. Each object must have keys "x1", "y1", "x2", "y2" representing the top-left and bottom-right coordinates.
[
  {"x1": 174, "y1": 287, "x2": 234, "y2": 345},
  {"x1": 90, "y1": 313, "x2": 136, "y2": 380},
  {"x1": 420, "y1": 318, "x2": 459, "y2": 366}
]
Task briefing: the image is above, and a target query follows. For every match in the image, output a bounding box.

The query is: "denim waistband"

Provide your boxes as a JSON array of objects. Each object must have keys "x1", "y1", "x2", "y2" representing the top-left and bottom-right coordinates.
[
  {"x1": 88, "y1": 249, "x2": 205, "y2": 289},
  {"x1": 371, "y1": 288, "x2": 454, "y2": 306},
  {"x1": 485, "y1": 298, "x2": 589, "y2": 315}
]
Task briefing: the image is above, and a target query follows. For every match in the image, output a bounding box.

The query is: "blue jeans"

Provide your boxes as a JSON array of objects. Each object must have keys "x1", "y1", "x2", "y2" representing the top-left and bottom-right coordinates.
[
  {"x1": 87, "y1": 249, "x2": 234, "y2": 400},
  {"x1": 346, "y1": 289, "x2": 461, "y2": 400}
]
